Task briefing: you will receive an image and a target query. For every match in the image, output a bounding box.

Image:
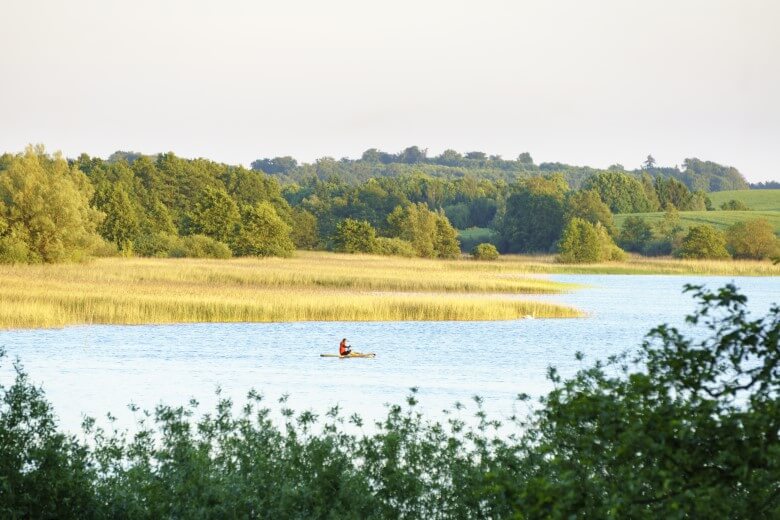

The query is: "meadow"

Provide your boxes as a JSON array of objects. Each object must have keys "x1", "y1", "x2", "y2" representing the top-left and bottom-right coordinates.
[
  {"x1": 614, "y1": 189, "x2": 780, "y2": 234},
  {"x1": 614, "y1": 209, "x2": 780, "y2": 233},
  {"x1": 707, "y1": 189, "x2": 780, "y2": 211},
  {"x1": 0, "y1": 253, "x2": 581, "y2": 329}
]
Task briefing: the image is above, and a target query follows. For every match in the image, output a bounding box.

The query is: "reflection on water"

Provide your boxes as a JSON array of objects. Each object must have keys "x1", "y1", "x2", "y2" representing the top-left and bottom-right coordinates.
[{"x1": 0, "y1": 275, "x2": 777, "y2": 432}]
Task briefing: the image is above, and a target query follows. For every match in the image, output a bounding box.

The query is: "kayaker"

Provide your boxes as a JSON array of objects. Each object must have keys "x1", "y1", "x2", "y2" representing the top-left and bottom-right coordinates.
[{"x1": 339, "y1": 338, "x2": 352, "y2": 356}]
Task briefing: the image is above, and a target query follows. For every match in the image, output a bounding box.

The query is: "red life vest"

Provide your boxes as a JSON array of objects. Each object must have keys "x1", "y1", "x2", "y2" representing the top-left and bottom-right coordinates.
[{"x1": 339, "y1": 340, "x2": 348, "y2": 355}]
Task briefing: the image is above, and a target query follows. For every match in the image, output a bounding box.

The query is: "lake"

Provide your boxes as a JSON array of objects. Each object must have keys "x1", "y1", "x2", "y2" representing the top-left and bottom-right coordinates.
[{"x1": 0, "y1": 274, "x2": 777, "y2": 433}]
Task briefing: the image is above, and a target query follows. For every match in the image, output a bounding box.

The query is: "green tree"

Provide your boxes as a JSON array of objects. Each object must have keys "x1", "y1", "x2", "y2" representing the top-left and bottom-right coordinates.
[
  {"x1": 726, "y1": 219, "x2": 779, "y2": 259},
  {"x1": 497, "y1": 176, "x2": 567, "y2": 253},
  {"x1": 443, "y1": 203, "x2": 470, "y2": 229},
  {"x1": 654, "y1": 176, "x2": 695, "y2": 210},
  {"x1": 433, "y1": 215, "x2": 461, "y2": 259},
  {"x1": 235, "y1": 203, "x2": 294, "y2": 257},
  {"x1": 517, "y1": 152, "x2": 534, "y2": 166},
  {"x1": 387, "y1": 203, "x2": 460, "y2": 258},
  {"x1": 640, "y1": 172, "x2": 661, "y2": 211},
  {"x1": 676, "y1": 225, "x2": 730, "y2": 259},
  {"x1": 583, "y1": 171, "x2": 652, "y2": 213},
  {"x1": 290, "y1": 208, "x2": 319, "y2": 250},
  {"x1": 618, "y1": 216, "x2": 653, "y2": 253},
  {"x1": 187, "y1": 186, "x2": 241, "y2": 245},
  {"x1": 564, "y1": 189, "x2": 617, "y2": 236},
  {"x1": 0, "y1": 146, "x2": 104, "y2": 263},
  {"x1": 96, "y1": 184, "x2": 140, "y2": 253},
  {"x1": 557, "y1": 218, "x2": 625, "y2": 263},
  {"x1": 333, "y1": 218, "x2": 378, "y2": 254},
  {"x1": 642, "y1": 206, "x2": 687, "y2": 256}
]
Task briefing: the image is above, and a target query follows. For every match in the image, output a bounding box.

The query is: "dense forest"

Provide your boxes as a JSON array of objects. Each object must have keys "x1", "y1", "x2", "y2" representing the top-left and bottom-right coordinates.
[{"x1": 0, "y1": 146, "x2": 776, "y2": 265}]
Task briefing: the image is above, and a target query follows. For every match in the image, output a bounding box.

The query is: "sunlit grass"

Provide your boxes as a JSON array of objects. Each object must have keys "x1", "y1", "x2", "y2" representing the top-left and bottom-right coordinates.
[
  {"x1": 614, "y1": 210, "x2": 780, "y2": 233},
  {"x1": 707, "y1": 189, "x2": 780, "y2": 212},
  {"x1": 453, "y1": 254, "x2": 780, "y2": 276},
  {"x1": 0, "y1": 253, "x2": 581, "y2": 329}
]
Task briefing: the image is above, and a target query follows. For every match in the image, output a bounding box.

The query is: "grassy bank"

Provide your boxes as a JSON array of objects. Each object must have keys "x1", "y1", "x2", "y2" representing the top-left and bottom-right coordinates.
[{"x1": 0, "y1": 253, "x2": 580, "y2": 329}]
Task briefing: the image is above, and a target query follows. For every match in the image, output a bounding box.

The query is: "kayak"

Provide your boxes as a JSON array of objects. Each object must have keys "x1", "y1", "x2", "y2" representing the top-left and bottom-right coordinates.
[{"x1": 320, "y1": 352, "x2": 376, "y2": 359}]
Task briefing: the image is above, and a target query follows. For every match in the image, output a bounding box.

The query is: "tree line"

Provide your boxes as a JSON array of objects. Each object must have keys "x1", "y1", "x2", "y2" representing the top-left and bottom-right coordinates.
[
  {"x1": 1, "y1": 146, "x2": 776, "y2": 264},
  {"x1": 246, "y1": 147, "x2": 751, "y2": 192}
]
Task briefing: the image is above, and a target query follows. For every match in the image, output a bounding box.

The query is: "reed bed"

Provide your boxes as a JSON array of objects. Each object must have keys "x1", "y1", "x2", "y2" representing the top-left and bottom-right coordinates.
[{"x1": 0, "y1": 254, "x2": 581, "y2": 329}]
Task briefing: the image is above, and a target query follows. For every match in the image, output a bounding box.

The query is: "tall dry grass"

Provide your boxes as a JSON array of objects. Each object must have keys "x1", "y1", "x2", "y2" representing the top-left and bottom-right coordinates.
[
  {"x1": 0, "y1": 253, "x2": 581, "y2": 329},
  {"x1": 449, "y1": 254, "x2": 780, "y2": 276}
]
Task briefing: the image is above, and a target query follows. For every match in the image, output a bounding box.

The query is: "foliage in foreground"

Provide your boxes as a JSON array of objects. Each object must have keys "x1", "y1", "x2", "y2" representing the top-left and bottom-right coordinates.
[{"x1": 0, "y1": 285, "x2": 778, "y2": 518}]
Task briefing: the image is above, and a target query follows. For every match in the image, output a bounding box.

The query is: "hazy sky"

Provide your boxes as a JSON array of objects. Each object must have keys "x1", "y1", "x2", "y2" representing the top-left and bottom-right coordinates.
[{"x1": 2, "y1": 0, "x2": 778, "y2": 181}]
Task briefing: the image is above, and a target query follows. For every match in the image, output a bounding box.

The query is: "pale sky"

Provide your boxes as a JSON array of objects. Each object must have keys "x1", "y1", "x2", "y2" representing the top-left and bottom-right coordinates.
[{"x1": 1, "y1": 0, "x2": 778, "y2": 181}]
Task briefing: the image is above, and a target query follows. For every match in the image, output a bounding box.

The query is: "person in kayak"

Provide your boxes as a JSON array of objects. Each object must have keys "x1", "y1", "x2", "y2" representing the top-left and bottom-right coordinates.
[{"x1": 339, "y1": 338, "x2": 352, "y2": 356}]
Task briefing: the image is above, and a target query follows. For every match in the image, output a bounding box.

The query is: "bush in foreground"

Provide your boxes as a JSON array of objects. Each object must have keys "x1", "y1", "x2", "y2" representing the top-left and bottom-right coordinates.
[{"x1": 1, "y1": 285, "x2": 778, "y2": 517}]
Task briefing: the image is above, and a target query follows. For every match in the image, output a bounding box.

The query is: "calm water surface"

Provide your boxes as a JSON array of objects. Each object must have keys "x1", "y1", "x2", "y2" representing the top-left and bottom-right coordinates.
[{"x1": 0, "y1": 275, "x2": 777, "y2": 432}]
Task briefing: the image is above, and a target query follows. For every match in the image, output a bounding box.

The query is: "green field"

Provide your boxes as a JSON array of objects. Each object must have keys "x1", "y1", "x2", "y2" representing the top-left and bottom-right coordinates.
[
  {"x1": 707, "y1": 189, "x2": 780, "y2": 211},
  {"x1": 615, "y1": 210, "x2": 780, "y2": 234}
]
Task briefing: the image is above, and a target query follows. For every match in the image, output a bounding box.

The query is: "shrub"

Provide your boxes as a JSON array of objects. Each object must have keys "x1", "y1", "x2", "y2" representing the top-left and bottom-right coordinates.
[
  {"x1": 726, "y1": 219, "x2": 779, "y2": 259},
  {"x1": 557, "y1": 218, "x2": 625, "y2": 263},
  {"x1": 676, "y1": 225, "x2": 730, "y2": 259},
  {"x1": 333, "y1": 219, "x2": 378, "y2": 254},
  {"x1": 557, "y1": 218, "x2": 601, "y2": 263},
  {"x1": 0, "y1": 234, "x2": 31, "y2": 264},
  {"x1": 471, "y1": 243, "x2": 499, "y2": 260},
  {"x1": 133, "y1": 232, "x2": 181, "y2": 257},
  {"x1": 720, "y1": 199, "x2": 751, "y2": 211},
  {"x1": 170, "y1": 234, "x2": 232, "y2": 259},
  {"x1": 595, "y1": 223, "x2": 627, "y2": 261},
  {"x1": 375, "y1": 237, "x2": 416, "y2": 257}
]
